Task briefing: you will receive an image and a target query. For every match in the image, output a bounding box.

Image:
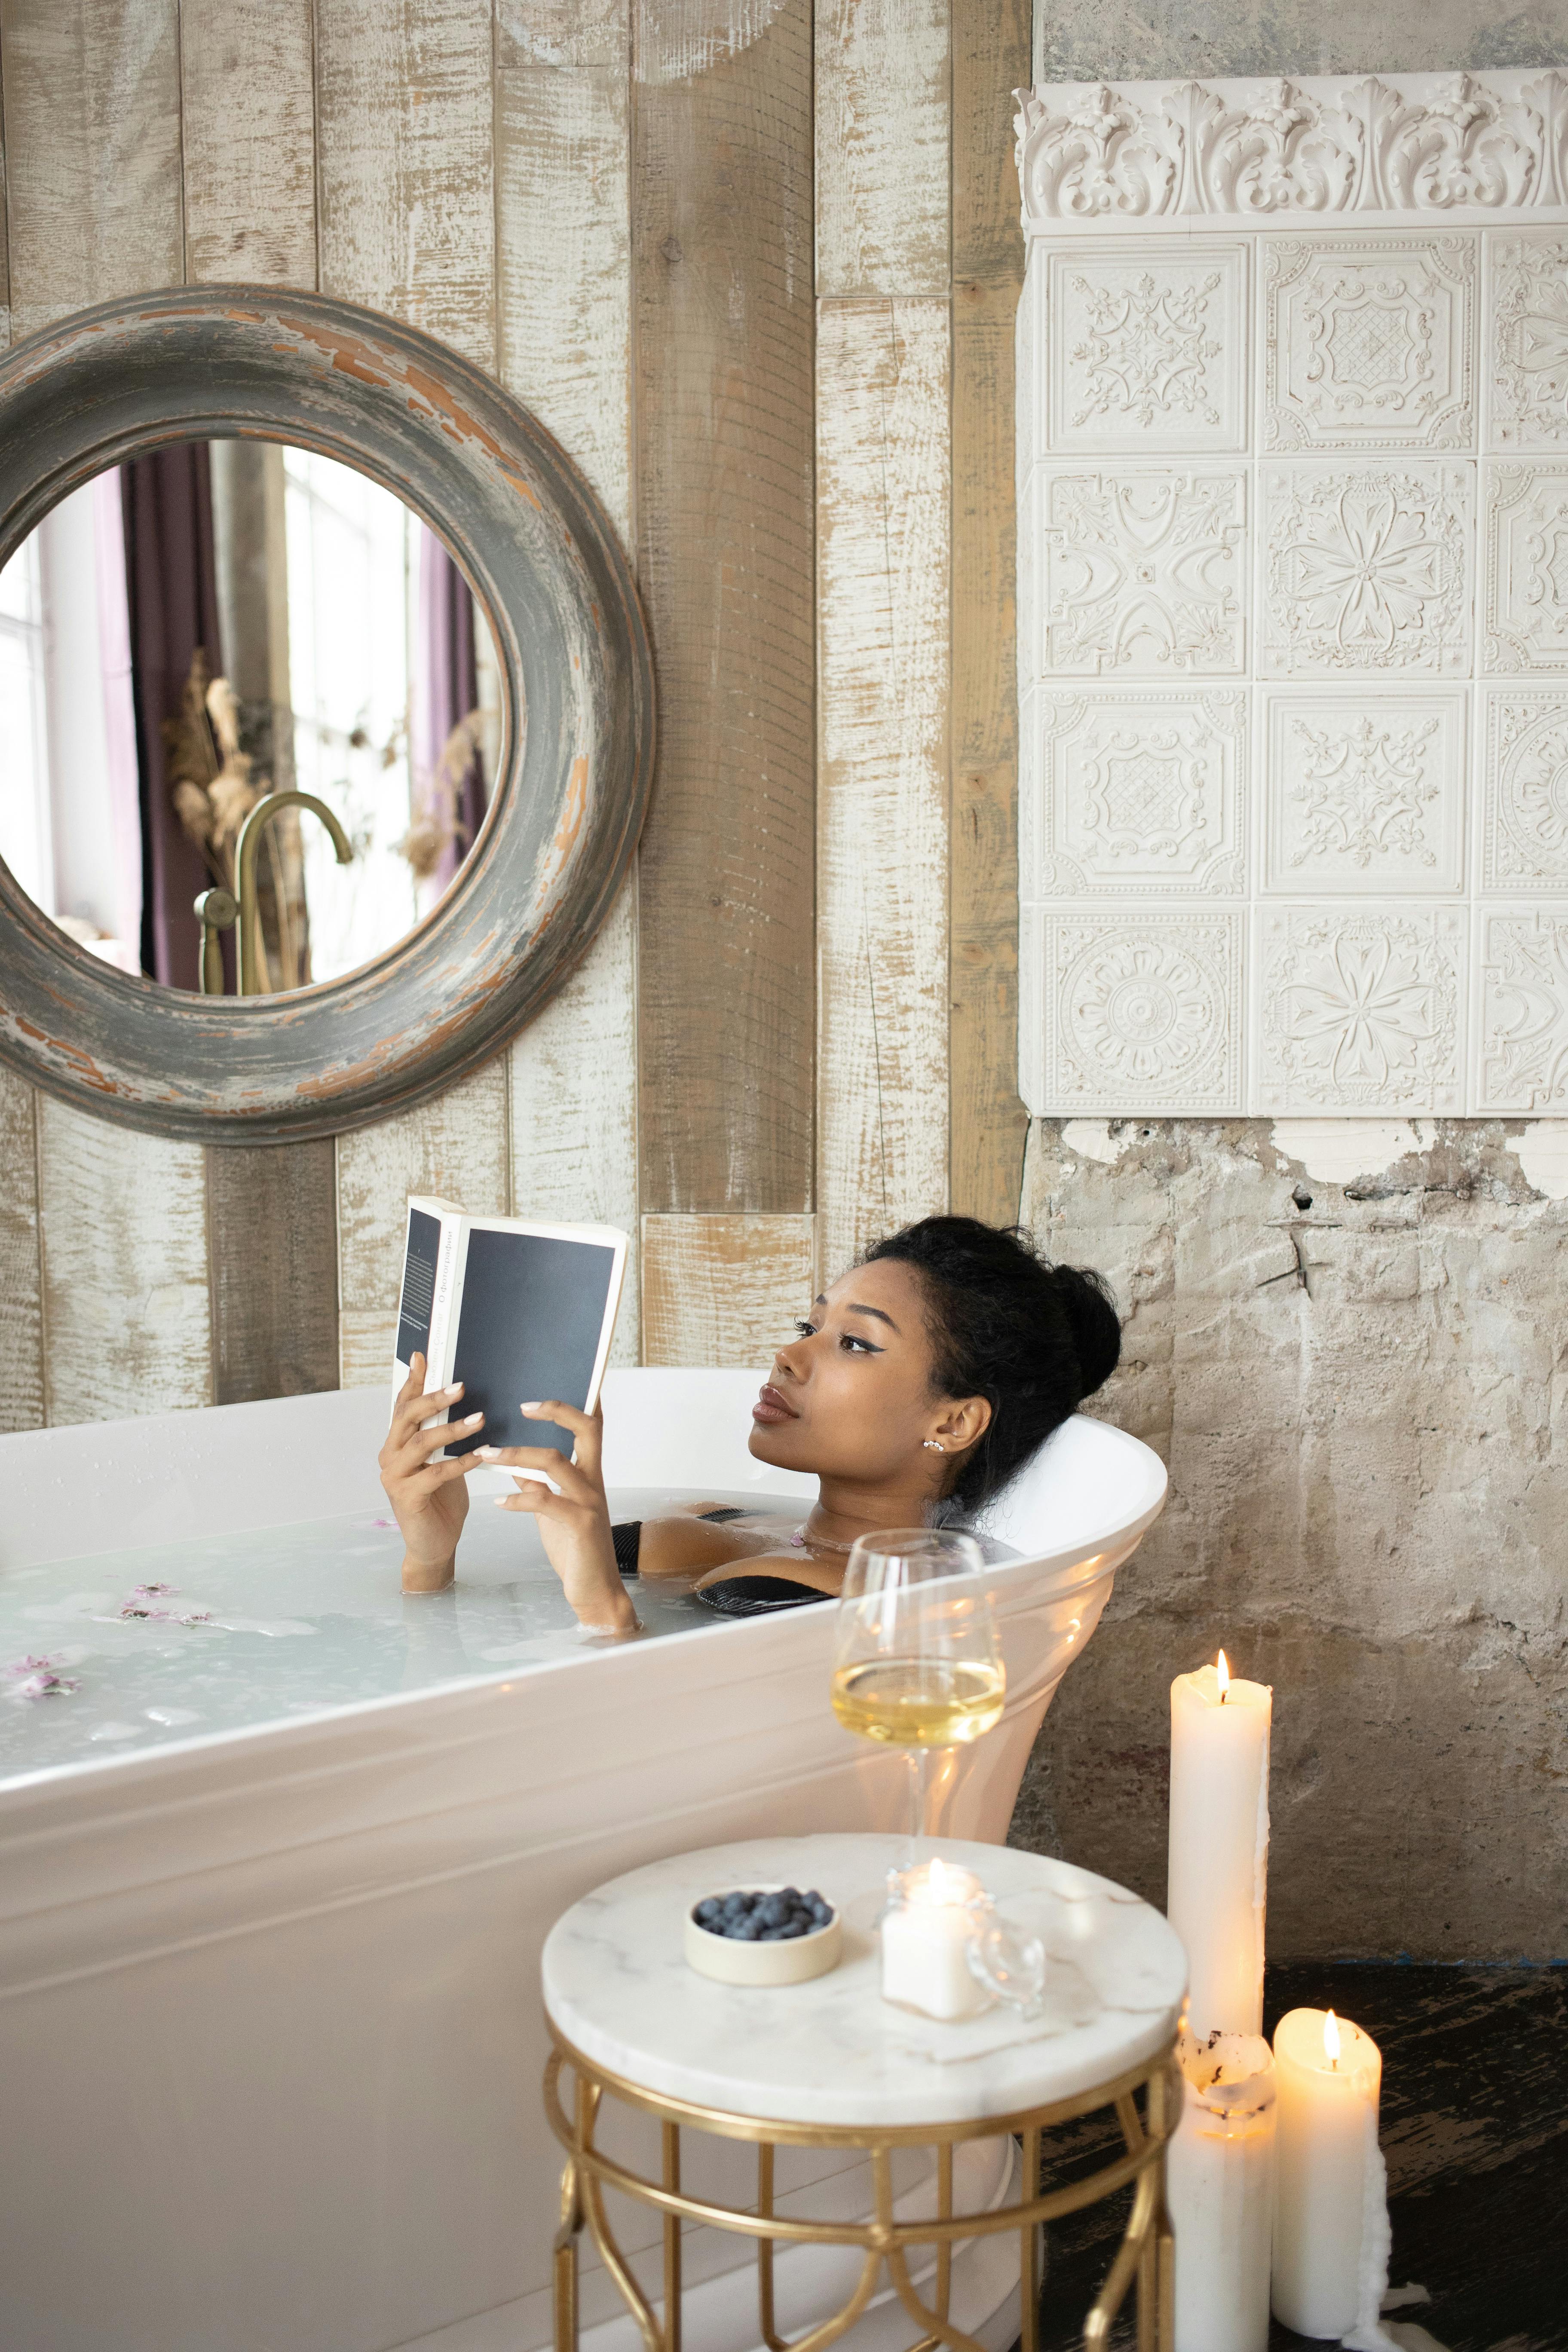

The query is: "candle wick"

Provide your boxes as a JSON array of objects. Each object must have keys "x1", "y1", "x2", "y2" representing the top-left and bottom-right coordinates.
[{"x1": 1219, "y1": 1690, "x2": 1226, "y2": 1704}]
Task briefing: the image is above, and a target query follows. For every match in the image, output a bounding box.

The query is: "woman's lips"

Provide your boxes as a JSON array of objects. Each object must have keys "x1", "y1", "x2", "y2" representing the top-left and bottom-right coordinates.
[{"x1": 752, "y1": 1384, "x2": 799, "y2": 1425}]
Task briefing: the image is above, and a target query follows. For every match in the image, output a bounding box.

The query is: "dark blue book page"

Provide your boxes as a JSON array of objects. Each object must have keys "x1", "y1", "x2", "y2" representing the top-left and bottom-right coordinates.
[
  {"x1": 444, "y1": 1230, "x2": 617, "y2": 1458},
  {"x1": 395, "y1": 1208, "x2": 442, "y2": 1368}
]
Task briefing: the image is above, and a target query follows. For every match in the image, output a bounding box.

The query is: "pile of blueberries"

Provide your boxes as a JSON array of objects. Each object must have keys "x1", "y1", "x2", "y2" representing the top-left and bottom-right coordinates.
[{"x1": 692, "y1": 1886, "x2": 833, "y2": 1942}]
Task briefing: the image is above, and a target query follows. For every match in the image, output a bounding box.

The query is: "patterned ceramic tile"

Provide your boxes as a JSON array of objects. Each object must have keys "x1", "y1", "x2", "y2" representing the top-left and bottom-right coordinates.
[
  {"x1": 1483, "y1": 463, "x2": 1568, "y2": 672},
  {"x1": 1256, "y1": 905, "x2": 1466, "y2": 1113},
  {"x1": 1261, "y1": 691, "x2": 1467, "y2": 895},
  {"x1": 1027, "y1": 689, "x2": 1245, "y2": 896},
  {"x1": 1032, "y1": 466, "x2": 1246, "y2": 679},
  {"x1": 1038, "y1": 910, "x2": 1243, "y2": 1114},
  {"x1": 1486, "y1": 234, "x2": 1568, "y2": 450},
  {"x1": 1261, "y1": 463, "x2": 1473, "y2": 676},
  {"x1": 1041, "y1": 243, "x2": 1249, "y2": 453},
  {"x1": 1482, "y1": 691, "x2": 1568, "y2": 890},
  {"x1": 1263, "y1": 236, "x2": 1475, "y2": 452},
  {"x1": 1476, "y1": 908, "x2": 1568, "y2": 1109}
]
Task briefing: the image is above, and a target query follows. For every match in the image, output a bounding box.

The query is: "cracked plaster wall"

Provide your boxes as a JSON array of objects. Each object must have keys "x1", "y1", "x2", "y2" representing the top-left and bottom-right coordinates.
[
  {"x1": 1010, "y1": 1115, "x2": 1568, "y2": 1959},
  {"x1": 1014, "y1": 3, "x2": 1568, "y2": 1963}
]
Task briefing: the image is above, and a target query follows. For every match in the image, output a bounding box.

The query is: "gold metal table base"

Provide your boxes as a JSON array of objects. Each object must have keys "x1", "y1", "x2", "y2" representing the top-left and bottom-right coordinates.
[{"x1": 545, "y1": 2027, "x2": 1177, "y2": 2352}]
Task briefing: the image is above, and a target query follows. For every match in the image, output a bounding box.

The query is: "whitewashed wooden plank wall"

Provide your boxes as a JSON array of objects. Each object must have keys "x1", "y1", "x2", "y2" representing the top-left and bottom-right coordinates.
[
  {"x1": 815, "y1": 0, "x2": 952, "y2": 1277},
  {"x1": 0, "y1": 0, "x2": 1023, "y2": 1422}
]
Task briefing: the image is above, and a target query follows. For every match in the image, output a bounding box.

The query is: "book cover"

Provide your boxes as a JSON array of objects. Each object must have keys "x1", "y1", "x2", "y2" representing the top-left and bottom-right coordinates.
[{"x1": 392, "y1": 1199, "x2": 627, "y2": 1464}]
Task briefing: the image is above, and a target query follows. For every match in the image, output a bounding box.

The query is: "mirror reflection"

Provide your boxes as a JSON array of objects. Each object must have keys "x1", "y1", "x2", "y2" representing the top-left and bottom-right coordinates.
[{"x1": 0, "y1": 439, "x2": 503, "y2": 995}]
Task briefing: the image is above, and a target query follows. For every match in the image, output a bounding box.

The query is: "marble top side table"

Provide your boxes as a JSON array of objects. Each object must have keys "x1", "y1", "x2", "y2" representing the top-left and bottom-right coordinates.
[{"x1": 542, "y1": 1835, "x2": 1186, "y2": 2352}]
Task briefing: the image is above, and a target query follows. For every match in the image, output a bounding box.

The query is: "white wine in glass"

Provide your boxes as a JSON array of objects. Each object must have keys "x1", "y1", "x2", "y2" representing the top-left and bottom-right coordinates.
[{"x1": 830, "y1": 1529, "x2": 1004, "y2": 1845}]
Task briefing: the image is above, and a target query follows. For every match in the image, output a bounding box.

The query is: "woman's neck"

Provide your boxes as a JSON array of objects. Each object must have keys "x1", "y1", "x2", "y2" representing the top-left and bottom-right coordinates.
[{"x1": 804, "y1": 1478, "x2": 942, "y2": 1548}]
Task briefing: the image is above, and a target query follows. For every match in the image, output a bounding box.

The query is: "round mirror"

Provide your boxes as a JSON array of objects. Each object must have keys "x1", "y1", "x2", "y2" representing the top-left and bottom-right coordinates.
[
  {"x1": 0, "y1": 289, "x2": 653, "y2": 1142},
  {"x1": 1, "y1": 438, "x2": 506, "y2": 997}
]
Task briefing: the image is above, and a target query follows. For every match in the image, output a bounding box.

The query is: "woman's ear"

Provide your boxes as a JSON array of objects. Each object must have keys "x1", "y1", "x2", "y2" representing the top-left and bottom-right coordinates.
[{"x1": 929, "y1": 1395, "x2": 992, "y2": 1454}]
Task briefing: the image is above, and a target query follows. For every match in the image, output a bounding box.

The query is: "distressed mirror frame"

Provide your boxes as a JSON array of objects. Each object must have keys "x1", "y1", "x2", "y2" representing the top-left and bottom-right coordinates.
[{"x1": 0, "y1": 287, "x2": 654, "y2": 1145}]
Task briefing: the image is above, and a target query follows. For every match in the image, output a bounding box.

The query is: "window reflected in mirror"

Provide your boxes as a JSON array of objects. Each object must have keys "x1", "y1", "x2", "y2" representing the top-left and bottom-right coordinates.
[{"x1": 0, "y1": 439, "x2": 505, "y2": 995}]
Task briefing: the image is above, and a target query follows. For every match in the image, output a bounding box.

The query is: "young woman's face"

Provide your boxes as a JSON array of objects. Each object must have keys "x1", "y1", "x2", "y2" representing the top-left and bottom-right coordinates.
[{"x1": 747, "y1": 1258, "x2": 988, "y2": 1489}]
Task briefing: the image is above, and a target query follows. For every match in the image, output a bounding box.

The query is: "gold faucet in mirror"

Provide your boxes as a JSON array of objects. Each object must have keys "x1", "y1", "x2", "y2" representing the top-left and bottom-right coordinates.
[{"x1": 194, "y1": 792, "x2": 354, "y2": 997}]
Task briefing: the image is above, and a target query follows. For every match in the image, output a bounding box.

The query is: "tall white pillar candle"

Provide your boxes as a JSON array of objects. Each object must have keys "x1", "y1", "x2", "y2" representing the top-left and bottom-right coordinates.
[
  {"x1": 1169, "y1": 2030, "x2": 1276, "y2": 2352},
  {"x1": 1272, "y1": 2008, "x2": 1389, "y2": 2341},
  {"x1": 1167, "y1": 1654, "x2": 1271, "y2": 2037}
]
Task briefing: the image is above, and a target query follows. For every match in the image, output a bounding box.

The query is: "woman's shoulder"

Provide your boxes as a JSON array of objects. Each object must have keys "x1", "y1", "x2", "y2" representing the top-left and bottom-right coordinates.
[{"x1": 635, "y1": 1507, "x2": 798, "y2": 1579}]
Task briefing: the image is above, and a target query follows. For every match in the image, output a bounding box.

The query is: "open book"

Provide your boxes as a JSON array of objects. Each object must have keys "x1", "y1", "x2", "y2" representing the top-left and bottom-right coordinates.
[{"x1": 392, "y1": 1196, "x2": 628, "y2": 1463}]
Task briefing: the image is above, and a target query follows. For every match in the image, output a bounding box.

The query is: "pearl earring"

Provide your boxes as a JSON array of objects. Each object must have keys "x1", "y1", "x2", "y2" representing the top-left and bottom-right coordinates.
[{"x1": 922, "y1": 1439, "x2": 944, "y2": 1452}]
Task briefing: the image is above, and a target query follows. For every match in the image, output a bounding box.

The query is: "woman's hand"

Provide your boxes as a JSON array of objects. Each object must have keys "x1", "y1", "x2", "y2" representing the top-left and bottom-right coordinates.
[
  {"x1": 380, "y1": 1355, "x2": 488, "y2": 1593},
  {"x1": 480, "y1": 1402, "x2": 636, "y2": 1635}
]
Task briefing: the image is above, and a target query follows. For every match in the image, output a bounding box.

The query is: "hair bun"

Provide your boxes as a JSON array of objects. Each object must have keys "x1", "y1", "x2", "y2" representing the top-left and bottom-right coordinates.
[{"x1": 1050, "y1": 1263, "x2": 1121, "y2": 1399}]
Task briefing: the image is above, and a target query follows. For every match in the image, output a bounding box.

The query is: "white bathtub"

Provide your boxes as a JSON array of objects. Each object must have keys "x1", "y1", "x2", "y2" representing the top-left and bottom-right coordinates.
[{"x1": 0, "y1": 1372, "x2": 1165, "y2": 2352}]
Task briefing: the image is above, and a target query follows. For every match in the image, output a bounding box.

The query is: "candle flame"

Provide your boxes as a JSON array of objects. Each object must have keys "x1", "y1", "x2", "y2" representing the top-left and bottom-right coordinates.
[
  {"x1": 927, "y1": 1858, "x2": 955, "y2": 1905},
  {"x1": 1216, "y1": 1649, "x2": 1230, "y2": 1701},
  {"x1": 1323, "y1": 2010, "x2": 1341, "y2": 2065}
]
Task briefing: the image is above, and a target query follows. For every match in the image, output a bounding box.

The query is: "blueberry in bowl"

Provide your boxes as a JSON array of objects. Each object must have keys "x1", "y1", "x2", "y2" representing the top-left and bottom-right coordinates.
[{"x1": 684, "y1": 1882, "x2": 842, "y2": 1984}]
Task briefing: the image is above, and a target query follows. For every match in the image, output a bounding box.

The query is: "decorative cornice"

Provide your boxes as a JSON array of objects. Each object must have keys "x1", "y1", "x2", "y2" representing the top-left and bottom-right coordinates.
[{"x1": 1014, "y1": 70, "x2": 1568, "y2": 231}]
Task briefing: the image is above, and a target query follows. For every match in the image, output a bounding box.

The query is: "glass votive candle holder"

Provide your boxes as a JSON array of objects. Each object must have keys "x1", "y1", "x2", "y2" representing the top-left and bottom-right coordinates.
[{"x1": 879, "y1": 1856, "x2": 1045, "y2": 2022}]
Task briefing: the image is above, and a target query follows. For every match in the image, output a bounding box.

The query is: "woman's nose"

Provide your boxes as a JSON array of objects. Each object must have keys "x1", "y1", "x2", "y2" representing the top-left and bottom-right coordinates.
[{"x1": 772, "y1": 1333, "x2": 808, "y2": 1381}]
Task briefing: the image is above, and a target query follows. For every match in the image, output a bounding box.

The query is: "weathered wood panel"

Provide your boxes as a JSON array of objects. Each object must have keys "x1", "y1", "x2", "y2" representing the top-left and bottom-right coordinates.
[
  {"x1": 498, "y1": 0, "x2": 640, "y2": 1363},
  {"x1": 1, "y1": 0, "x2": 208, "y2": 1426},
  {"x1": 180, "y1": 0, "x2": 316, "y2": 288},
  {"x1": 641, "y1": 1213, "x2": 817, "y2": 1368},
  {"x1": 815, "y1": 0, "x2": 949, "y2": 298},
  {"x1": 949, "y1": 0, "x2": 1030, "y2": 1225},
  {"x1": 315, "y1": 0, "x2": 502, "y2": 1392},
  {"x1": 336, "y1": 1058, "x2": 510, "y2": 1388},
  {"x1": 815, "y1": 296, "x2": 950, "y2": 1278},
  {"x1": 632, "y1": 0, "x2": 816, "y2": 1216},
  {"x1": 0, "y1": 37, "x2": 12, "y2": 347},
  {"x1": 315, "y1": 0, "x2": 495, "y2": 367},
  {"x1": 0, "y1": 0, "x2": 183, "y2": 344},
  {"x1": 0, "y1": 1066, "x2": 42, "y2": 1430},
  {"x1": 207, "y1": 1142, "x2": 339, "y2": 1403},
  {"x1": 37, "y1": 1098, "x2": 210, "y2": 1422}
]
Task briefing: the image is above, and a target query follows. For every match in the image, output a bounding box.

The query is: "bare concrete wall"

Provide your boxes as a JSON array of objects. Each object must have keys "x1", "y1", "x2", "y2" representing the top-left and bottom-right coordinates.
[{"x1": 1015, "y1": 3, "x2": 1568, "y2": 1960}]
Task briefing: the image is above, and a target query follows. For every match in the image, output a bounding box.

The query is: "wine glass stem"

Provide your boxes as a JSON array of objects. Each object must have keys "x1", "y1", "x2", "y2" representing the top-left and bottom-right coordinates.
[{"x1": 909, "y1": 1749, "x2": 928, "y2": 1850}]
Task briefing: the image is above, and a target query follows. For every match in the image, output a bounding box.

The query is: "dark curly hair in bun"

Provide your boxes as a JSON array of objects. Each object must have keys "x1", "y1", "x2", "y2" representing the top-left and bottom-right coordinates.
[{"x1": 860, "y1": 1215, "x2": 1121, "y2": 1515}]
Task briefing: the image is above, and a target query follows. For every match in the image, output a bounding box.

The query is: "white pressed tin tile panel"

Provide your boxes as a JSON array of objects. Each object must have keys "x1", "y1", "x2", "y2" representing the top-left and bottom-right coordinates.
[
  {"x1": 1261, "y1": 689, "x2": 1468, "y2": 896},
  {"x1": 1254, "y1": 903, "x2": 1467, "y2": 1115},
  {"x1": 1482, "y1": 462, "x2": 1568, "y2": 671},
  {"x1": 1037, "y1": 908, "x2": 1244, "y2": 1115},
  {"x1": 1029, "y1": 688, "x2": 1246, "y2": 896},
  {"x1": 1481, "y1": 689, "x2": 1568, "y2": 890},
  {"x1": 1014, "y1": 69, "x2": 1568, "y2": 1116},
  {"x1": 1028, "y1": 463, "x2": 1248, "y2": 680},
  {"x1": 1260, "y1": 462, "x2": 1474, "y2": 677},
  {"x1": 1485, "y1": 233, "x2": 1568, "y2": 450},
  {"x1": 1038, "y1": 241, "x2": 1250, "y2": 454},
  {"x1": 1476, "y1": 907, "x2": 1568, "y2": 1109}
]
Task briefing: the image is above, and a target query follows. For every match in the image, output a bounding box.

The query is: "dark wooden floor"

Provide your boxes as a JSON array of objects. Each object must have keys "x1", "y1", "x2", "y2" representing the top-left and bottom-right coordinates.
[{"x1": 1030, "y1": 1964, "x2": 1568, "y2": 2352}]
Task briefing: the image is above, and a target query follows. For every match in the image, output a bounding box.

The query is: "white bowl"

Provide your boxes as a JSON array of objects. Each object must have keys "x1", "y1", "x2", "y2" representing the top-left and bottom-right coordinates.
[{"x1": 683, "y1": 1884, "x2": 842, "y2": 1987}]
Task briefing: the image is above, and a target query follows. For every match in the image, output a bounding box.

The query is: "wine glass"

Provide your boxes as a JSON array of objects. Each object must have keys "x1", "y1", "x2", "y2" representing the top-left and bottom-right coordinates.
[{"x1": 830, "y1": 1529, "x2": 1004, "y2": 1850}]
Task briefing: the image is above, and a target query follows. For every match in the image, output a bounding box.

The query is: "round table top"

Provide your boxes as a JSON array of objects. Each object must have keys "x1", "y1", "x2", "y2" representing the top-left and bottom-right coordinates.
[{"x1": 541, "y1": 1834, "x2": 1187, "y2": 2129}]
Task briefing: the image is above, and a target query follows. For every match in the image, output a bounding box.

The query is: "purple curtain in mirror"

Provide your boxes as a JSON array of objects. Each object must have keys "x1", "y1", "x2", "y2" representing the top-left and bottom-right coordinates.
[
  {"x1": 121, "y1": 445, "x2": 223, "y2": 991},
  {"x1": 414, "y1": 529, "x2": 484, "y2": 901}
]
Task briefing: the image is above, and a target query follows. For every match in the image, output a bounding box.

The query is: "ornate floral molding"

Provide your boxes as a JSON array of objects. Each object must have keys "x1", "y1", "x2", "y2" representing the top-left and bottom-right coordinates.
[{"x1": 1015, "y1": 72, "x2": 1568, "y2": 231}]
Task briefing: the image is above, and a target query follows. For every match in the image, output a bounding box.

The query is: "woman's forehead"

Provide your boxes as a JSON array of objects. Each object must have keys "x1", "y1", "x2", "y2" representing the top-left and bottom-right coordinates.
[{"x1": 819, "y1": 1258, "x2": 925, "y2": 1324}]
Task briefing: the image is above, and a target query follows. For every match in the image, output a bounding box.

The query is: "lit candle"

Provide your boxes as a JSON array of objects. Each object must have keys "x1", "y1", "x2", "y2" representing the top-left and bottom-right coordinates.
[
  {"x1": 1167, "y1": 2030, "x2": 1276, "y2": 2352},
  {"x1": 1167, "y1": 1651, "x2": 1271, "y2": 2036},
  {"x1": 1272, "y1": 2008, "x2": 1391, "y2": 2343},
  {"x1": 879, "y1": 1857, "x2": 990, "y2": 2021}
]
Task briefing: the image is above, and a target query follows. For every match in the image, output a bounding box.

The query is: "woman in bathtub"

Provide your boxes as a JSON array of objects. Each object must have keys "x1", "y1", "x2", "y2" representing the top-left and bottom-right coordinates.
[{"x1": 378, "y1": 1214, "x2": 1120, "y2": 1633}]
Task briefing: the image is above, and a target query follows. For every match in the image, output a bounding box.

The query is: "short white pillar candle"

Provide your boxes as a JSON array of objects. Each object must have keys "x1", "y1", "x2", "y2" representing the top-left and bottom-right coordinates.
[
  {"x1": 1167, "y1": 1653, "x2": 1271, "y2": 2037},
  {"x1": 1168, "y1": 2030, "x2": 1276, "y2": 2352},
  {"x1": 1272, "y1": 2007, "x2": 1389, "y2": 2341},
  {"x1": 879, "y1": 1858, "x2": 990, "y2": 2021}
]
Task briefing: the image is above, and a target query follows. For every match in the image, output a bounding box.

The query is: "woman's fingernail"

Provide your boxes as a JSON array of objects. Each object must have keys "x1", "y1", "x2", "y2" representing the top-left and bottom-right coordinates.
[
  {"x1": 476, "y1": 1446, "x2": 500, "y2": 1460},
  {"x1": 444, "y1": 1384, "x2": 462, "y2": 1398},
  {"x1": 520, "y1": 1401, "x2": 543, "y2": 1413},
  {"x1": 464, "y1": 1412, "x2": 484, "y2": 1426}
]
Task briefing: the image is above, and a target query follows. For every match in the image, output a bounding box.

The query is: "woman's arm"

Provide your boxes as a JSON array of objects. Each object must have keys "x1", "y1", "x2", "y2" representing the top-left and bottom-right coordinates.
[
  {"x1": 479, "y1": 1401, "x2": 637, "y2": 1635},
  {"x1": 379, "y1": 1355, "x2": 490, "y2": 1593}
]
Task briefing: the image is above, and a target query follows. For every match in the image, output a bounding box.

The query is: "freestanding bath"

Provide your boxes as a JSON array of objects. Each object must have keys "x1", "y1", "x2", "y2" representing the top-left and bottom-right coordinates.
[{"x1": 0, "y1": 1372, "x2": 1166, "y2": 2352}]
